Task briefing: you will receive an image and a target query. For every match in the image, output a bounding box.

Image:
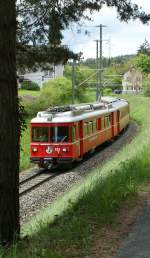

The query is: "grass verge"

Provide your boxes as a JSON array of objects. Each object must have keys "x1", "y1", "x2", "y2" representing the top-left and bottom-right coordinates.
[
  {"x1": 18, "y1": 89, "x2": 41, "y2": 97},
  {"x1": 3, "y1": 95, "x2": 150, "y2": 257}
]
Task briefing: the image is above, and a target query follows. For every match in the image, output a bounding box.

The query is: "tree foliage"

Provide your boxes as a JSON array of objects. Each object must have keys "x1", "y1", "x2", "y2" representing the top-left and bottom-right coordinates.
[
  {"x1": 135, "y1": 54, "x2": 150, "y2": 73},
  {"x1": 40, "y1": 77, "x2": 72, "y2": 106},
  {"x1": 17, "y1": 44, "x2": 76, "y2": 72},
  {"x1": 83, "y1": 55, "x2": 135, "y2": 69},
  {"x1": 64, "y1": 64, "x2": 94, "y2": 87},
  {"x1": 16, "y1": 0, "x2": 150, "y2": 71},
  {"x1": 138, "y1": 39, "x2": 150, "y2": 56}
]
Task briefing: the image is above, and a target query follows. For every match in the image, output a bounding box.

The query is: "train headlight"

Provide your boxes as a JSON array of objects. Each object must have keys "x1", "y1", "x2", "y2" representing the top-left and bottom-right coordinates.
[
  {"x1": 46, "y1": 146, "x2": 53, "y2": 154},
  {"x1": 62, "y1": 147, "x2": 69, "y2": 152},
  {"x1": 32, "y1": 147, "x2": 38, "y2": 152}
]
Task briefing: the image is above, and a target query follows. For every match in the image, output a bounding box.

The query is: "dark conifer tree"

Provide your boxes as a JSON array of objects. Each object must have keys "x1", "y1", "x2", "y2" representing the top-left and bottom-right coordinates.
[
  {"x1": 138, "y1": 39, "x2": 150, "y2": 56},
  {"x1": 0, "y1": 0, "x2": 20, "y2": 245},
  {"x1": 17, "y1": 0, "x2": 150, "y2": 71}
]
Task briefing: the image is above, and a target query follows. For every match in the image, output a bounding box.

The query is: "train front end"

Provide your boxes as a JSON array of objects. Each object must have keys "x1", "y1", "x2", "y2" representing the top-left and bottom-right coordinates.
[{"x1": 30, "y1": 111, "x2": 80, "y2": 169}]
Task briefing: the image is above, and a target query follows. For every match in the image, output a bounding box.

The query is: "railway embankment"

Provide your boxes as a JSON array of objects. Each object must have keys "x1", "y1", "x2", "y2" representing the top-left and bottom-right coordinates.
[{"x1": 2, "y1": 95, "x2": 150, "y2": 258}]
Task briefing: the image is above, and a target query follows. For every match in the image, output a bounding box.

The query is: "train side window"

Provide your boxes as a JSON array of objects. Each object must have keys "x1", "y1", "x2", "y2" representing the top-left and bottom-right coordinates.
[
  {"x1": 116, "y1": 112, "x2": 118, "y2": 122},
  {"x1": 71, "y1": 126, "x2": 76, "y2": 142},
  {"x1": 105, "y1": 116, "x2": 107, "y2": 127},
  {"x1": 93, "y1": 120, "x2": 96, "y2": 132},
  {"x1": 106, "y1": 116, "x2": 108, "y2": 128},
  {"x1": 76, "y1": 124, "x2": 79, "y2": 139},
  {"x1": 108, "y1": 115, "x2": 111, "y2": 127},
  {"x1": 89, "y1": 121, "x2": 93, "y2": 134},
  {"x1": 104, "y1": 115, "x2": 110, "y2": 128},
  {"x1": 120, "y1": 109, "x2": 125, "y2": 118},
  {"x1": 105, "y1": 117, "x2": 107, "y2": 127},
  {"x1": 78, "y1": 124, "x2": 81, "y2": 138},
  {"x1": 84, "y1": 122, "x2": 88, "y2": 137},
  {"x1": 104, "y1": 116, "x2": 108, "y2": 128},
  {"x1": 120, "y1": 110, "x2": 123, "y2": 118},
  {"x1": 101, "y1": 116, "x2": 104, "y2": 129}
]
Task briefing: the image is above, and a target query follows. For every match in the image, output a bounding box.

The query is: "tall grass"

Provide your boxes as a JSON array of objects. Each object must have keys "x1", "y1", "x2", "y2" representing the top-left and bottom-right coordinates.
[
  {"x1": 3, "y1": 95, "x2": 150, "y2": 257},
  {"x1": 20, "y1": 119, "x2": 33, "y2": 171}
]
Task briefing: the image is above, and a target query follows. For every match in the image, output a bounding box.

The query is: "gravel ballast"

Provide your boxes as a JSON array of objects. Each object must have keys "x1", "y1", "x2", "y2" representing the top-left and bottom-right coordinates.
[{"x1": 20, "y1": 122, "x2": 138, "y2": 224}]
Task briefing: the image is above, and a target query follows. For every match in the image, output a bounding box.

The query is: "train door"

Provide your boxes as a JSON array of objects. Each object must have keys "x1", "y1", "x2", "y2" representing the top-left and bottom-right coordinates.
[{"x1": 117, "y1": 110, "x2": 120, "y2": 133}]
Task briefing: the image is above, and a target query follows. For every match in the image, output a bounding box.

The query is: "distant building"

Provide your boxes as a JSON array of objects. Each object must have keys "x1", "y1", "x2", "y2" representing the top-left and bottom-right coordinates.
[
  {"x1": 20, "y1": 64, "x2": 64, "y2": 87},
  {"x1": 122, "y1": 67, "x2": 143, "y2": 92}
]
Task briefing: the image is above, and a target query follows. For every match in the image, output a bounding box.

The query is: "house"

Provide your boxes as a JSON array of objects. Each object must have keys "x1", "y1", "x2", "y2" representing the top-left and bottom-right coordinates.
[
  {"x1": 122, "y1": 67, "x2": 143, "y2": 93},
  {"x1": 20, "y1": 64, "x2": 64, "y2": 88}
]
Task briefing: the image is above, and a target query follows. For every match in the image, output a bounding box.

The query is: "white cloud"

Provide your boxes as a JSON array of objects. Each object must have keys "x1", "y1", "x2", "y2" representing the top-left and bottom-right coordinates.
[{"x1": 63, "y1": 0, "x2": 150, "y2": 59}]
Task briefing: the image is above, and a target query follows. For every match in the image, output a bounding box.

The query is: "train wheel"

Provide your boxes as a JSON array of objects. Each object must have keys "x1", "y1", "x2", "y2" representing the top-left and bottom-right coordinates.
[{"x1": 38, "y1": 163, "x2": 53, "y2": 170}]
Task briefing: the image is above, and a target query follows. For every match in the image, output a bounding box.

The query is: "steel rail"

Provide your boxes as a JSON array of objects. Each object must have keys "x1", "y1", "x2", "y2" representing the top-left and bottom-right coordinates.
[
  {"x1": 19, "y1": 171, "x2": 60, "y2": 197},
  {"x1": 19, "y1": 170, "x2": 44, "y2": 185}
]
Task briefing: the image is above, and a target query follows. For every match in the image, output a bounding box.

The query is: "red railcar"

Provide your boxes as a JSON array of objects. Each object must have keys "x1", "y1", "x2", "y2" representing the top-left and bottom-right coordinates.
[{"x1": 30, "y1": 97, "x2": 129, "y2": 169}]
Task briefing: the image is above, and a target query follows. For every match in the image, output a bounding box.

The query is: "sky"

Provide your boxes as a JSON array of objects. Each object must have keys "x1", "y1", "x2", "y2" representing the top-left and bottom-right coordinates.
[{"x1": 62, "y1": 0, "x2": 150, "y2": 59}]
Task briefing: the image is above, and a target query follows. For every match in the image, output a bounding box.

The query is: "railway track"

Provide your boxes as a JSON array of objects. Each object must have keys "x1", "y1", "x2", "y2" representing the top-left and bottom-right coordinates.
[
  {"x1": 19, "y1": 171, "x2": 60, "y2": 197},
  {"x1": 20, "y1": 170, "x2": 43, "y2": 185}
]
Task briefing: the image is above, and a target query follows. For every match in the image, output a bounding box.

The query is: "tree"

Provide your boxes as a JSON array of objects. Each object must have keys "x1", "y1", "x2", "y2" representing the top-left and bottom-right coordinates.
[
  {"x1": 17, "y1": 0, "x2": 150, "y2": 70},
  {"x1": 138, "y1": 39, "x2": 150, "y2": 56},
  {"x1": 1, "y1": 0, "x2": 150, "y2": 246},
  {"x1": 0, "y1": 0, "x2": 20, "y2": 245},
  {"x1": 135, "y1": 54, "x2": 150, "y2": 73},
  {"x1": 64, "y1": 64, "x2": 94, "y2": 101}
]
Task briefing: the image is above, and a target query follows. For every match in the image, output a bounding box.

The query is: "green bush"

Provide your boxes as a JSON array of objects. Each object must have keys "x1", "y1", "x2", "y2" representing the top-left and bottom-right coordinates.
[
  {"x1": 21, "y1": 76, "x2": 91, "y2": 118},
  {"x1": 135, "y1": 54, "x2": 150, "y2": 73},
  {"x1": 103, "y1": 88, "x2": 113, "y2": 95},
  {"x1": 23, "y1": 99, "x2": 47, "y2": 117},
  {"x1": 21, "y1": 80, "x2": 40, "y2": 91},
  {"x1": 40, "y1": 77, "x2": 72, "y2": 107},
  {"x1": 143, "y1": 75, "x2": 150, "y2": 97},
  {"x1": 41, "y1": 76, "x2": 89, "y2": 106}
]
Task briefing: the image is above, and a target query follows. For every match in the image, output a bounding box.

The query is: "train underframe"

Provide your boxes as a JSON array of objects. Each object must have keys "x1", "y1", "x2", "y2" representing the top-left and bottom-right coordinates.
[{"x1": 31, "y1": 157, "x2": 74, "y2": 170}]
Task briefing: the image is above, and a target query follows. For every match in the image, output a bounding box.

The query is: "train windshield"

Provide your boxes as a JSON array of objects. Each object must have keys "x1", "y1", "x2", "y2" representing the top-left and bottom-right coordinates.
[
  {"x1": 32, "y1": 127, "x2": 49, "y2": 142},
  {"x1": 50, "y1": 126, "x2": 69, "y2": 143}
]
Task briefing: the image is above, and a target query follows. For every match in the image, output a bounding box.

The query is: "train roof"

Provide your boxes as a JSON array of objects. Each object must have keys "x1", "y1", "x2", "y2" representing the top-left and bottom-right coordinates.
[{"x1": 31, "y1": 96, "x2": 129, "y2": 124}]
